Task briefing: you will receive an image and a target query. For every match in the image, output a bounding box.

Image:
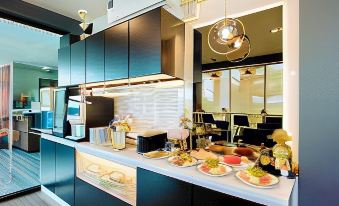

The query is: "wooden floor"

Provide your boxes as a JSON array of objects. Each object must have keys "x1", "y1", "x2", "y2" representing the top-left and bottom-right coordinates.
[{"x1": 0, "y1": 191, "x2": 61, "y2": 206}]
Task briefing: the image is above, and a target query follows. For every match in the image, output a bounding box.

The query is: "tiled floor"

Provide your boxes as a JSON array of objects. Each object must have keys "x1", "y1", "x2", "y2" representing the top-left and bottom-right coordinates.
[
  {"x1": 0, "y1": 149, "x2": 40, "y2": 197},
  {"x1": 0, "y1": 191, "x2": 60, "y2": 206}
]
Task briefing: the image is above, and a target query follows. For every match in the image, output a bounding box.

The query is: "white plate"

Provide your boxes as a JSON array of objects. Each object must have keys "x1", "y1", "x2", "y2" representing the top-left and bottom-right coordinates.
[
  {"x1": 142, "y1": 151, "x2": 170, "y2": 159},
  {"x1": 235, "y1": 171, "x2": 280, "y2": 189},
  {"x1": 168, "y1": 156, "x2": 198, "y2": 168},
  {"x1": 197, "y1": 163, "x2": 233, "y2": 177}
]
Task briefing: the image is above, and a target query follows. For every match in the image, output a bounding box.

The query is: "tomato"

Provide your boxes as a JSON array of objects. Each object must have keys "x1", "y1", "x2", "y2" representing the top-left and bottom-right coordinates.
[
  {"x1": 259, "y1": 175, "x2": 272, "y2": 185},
  {"x1": 201, "y1": 165, "x2": 210, "y2": 173},
  {"x1": 219, "y1": 167, "x2": 226, "y2": 173}
]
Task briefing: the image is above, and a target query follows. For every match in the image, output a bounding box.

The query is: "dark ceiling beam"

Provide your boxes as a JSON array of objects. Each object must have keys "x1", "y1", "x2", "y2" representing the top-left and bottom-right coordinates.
[
  {"x1": 202, "y1": 53, "x2": 283, "y2": 71},
  {"x1": 0, "y1": 0, "x2": 83, "y2": 35}
]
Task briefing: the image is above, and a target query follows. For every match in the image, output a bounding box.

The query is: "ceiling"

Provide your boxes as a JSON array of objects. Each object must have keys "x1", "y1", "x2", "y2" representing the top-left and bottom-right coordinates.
[
  {"x1": 23, "y1": 0, "x2": 108, "y2": 22},
  {"x1": 0, "y1": 20, "x2": 59, "y2": 67},
  {"x1": 197, "y1": 6, "x2": 282, "y2": 64}
]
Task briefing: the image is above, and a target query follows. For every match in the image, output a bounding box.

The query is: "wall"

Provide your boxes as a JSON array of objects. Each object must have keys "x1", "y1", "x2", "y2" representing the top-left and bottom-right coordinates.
[
  {"x1": 13, "y1": 63, "x2": 57, "y2": 102},
  {"x1": 113, "y1": 83, "x2": 185, "y2": 132},
  {"x1": 299, "y1": 0, "x2": 339, "y2": 205}
]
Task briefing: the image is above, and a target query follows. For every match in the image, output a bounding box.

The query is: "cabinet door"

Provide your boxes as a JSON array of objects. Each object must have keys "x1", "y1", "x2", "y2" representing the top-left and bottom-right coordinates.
[
  {"x1": 192, "y1": 185, "x2": 263, "y2": 206},
  {"x1": 105, "y1": 22, "x2": 129, "y2": 81},
  {"x1": 86, "y1": 32, "x2": 105, "y2": 83},
  {"x1": 137, "y1": 168, "x2": 191, "y2": 206},
  {"x1": 75, "y1": 178, "x2": 128, "y2": 206},
  {"x1": 40, "y1": 138, "x2": 56, "y2": 193},
  {"x1": 58, "y1": 47, "x2": 71, "y2": 86},
  {"x1": 71, "y1": 40, "x2": 86, "y2": 85},
  {"x1": 129, "y1": 8, "x2": 161, "y2": 78},
  {"x1": 55, "y1": 143, "x2": 75, "y2": 206}
]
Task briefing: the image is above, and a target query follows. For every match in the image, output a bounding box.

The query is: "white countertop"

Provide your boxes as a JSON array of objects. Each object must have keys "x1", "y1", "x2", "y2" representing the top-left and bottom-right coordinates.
[{"x1": 42, "y1": 134, "x2": 296, "y2": 206}]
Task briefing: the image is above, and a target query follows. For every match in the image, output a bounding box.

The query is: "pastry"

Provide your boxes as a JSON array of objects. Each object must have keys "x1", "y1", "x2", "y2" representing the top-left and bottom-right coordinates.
[{"x1": 190, "y1": 149, "x2": 218, "y2": 160}]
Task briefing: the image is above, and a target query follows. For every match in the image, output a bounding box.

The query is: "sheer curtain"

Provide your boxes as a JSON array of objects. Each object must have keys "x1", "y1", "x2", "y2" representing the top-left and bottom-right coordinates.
[{"x1": 0, "y1": 64, "x2": 12, "y2": 185}]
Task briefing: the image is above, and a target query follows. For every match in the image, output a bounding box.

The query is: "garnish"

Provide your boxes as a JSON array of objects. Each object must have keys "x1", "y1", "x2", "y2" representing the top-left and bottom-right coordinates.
[
  {"x1": 246, "y1": 166, "x2": 266, "y2": 178},
  {"x1": 205, "y1": 158, "x2": 219, "y2": 168}
]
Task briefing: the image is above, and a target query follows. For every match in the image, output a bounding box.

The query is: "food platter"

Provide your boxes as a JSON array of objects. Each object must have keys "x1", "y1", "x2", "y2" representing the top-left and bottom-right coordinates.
[
  {"x1": 142, "y1": 150, "x2": 170, "y2": 159},
  {"x1": 197, "y1": 163, "x2": 232, "y2": 177},
  {"x1": 235, "y1": 170, "x2": 279, "y2": 188},
  {"x1": 168, "y1": 155, "x2": 198, "y2": 168}
]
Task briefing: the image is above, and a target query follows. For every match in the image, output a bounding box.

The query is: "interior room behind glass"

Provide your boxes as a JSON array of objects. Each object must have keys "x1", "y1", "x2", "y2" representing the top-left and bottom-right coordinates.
[{"x1": 194, "y1": 6, "x2": 283, "y2": 148}]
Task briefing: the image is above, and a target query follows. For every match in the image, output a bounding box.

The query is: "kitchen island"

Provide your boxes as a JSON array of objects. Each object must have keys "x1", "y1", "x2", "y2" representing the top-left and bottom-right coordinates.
[{"x1": 41, "y1": 133, "x2": 296, "y2": 206}]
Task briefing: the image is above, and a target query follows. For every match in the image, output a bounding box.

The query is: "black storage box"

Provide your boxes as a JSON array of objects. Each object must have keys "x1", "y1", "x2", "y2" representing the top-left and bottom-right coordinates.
[{"x1": 137, "y1": 133, "x2": 167, "y2": 153}]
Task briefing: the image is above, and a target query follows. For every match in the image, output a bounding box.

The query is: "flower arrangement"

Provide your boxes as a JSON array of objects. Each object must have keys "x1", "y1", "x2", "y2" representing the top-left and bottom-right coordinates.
[{"x1": 109, "y1": 115, "x2": 132, "y2": 132}]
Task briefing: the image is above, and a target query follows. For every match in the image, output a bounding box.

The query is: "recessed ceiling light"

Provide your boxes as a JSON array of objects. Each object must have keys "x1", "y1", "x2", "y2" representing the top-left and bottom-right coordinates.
[
  {"x1": 270, "y1": 27, "x2": 283, "y2": 33},
  {"x1": 42, "y1": 66, "x2": 50, "y2": 70}
]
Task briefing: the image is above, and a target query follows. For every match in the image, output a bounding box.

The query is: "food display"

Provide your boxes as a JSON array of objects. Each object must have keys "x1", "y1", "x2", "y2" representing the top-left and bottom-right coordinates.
[
  {"x1": 234, "y1": 147, "x2": 254, "y2": 156},
  {"x1": 190, "y1": 149, "x2": 218, "y2": 160},
  {"x1": 168, "y1": 152, "x2": 198, "y2": 167},
  {"x1": 219, "y1": 155, "x2": 251, "y2": 169},
  {"x1": 197, "y1": 158, "x2": 232, "y2": 177},
  {"x1": 236, "y1": 166, "x2": 279, "y2": 188},
  {"x1": 143, "y1": 150, "x2": 170, "y2": 159}
]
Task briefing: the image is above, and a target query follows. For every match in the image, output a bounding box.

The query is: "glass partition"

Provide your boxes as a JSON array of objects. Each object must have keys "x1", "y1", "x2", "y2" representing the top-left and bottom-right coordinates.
[
  {"x1": 202, "y1": 63, "x2": 283, "y2": 116},
  {"x1": 266, "y1": 64, "x2": 283, "y2": 115}
]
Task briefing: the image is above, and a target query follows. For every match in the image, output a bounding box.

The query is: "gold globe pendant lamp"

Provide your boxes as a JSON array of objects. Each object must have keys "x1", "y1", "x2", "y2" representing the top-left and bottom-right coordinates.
[{"x1": 208, "y1": 0, "x2": 250, "y2": 62}]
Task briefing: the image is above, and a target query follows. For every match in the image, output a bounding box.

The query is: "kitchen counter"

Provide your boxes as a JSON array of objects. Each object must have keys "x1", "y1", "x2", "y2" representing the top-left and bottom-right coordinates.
[{"x1": 41, "y1": 134, "x2": 296, "y2": 206}]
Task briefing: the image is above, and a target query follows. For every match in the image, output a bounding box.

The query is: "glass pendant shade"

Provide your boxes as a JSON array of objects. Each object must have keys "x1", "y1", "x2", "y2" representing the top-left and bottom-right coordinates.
[
  {"x1": 225, "y1": 35, "x2": 251, "y2": 62},
  {"x1": 208, "y1": 18, "x2": 246, "y2": 54}
]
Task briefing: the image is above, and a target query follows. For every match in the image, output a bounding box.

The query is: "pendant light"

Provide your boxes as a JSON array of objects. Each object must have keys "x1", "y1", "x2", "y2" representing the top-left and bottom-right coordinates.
[{"x1": 208, "y1": 0, "x2": 250, "y2": 62}]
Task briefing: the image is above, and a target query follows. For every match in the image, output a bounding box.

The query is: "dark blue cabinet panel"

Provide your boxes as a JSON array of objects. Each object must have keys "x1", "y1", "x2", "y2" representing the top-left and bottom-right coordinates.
[
  {"x1": 55, "y1": 143, "x2": 75, "y2": 206},
  {"x1": 86, "y1": 32, "x2": 105, "y2": 83},
  {"x1": 71, "y1": 40, "x2": 86, "y2": 85},
  {"x1": 192, "y1": 185, "x2": 263, "y2": 206},
  {"x1": 105, "y1": 22, "x2": 129, "y2": 81},
  {"x1": 129, "y1": 8, "x2": 161, "y2": 78},
  {"x1": 137, "y1": 168, "x2": 191, "y2": 206},
  {"x1": 75, "y1": 178, "x2": 128, "y2": 206},
  {"x1": 58, "y1": 46, "x2": 71, "y2": 86},
  {"x1": 40, "y1": 138, "x2": 56, "y2": 193}
]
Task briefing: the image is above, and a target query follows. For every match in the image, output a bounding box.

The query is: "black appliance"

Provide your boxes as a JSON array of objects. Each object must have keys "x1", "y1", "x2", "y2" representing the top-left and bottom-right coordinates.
[{"x1": 137, "y1": 133, "x2": 167, "y2": 153}]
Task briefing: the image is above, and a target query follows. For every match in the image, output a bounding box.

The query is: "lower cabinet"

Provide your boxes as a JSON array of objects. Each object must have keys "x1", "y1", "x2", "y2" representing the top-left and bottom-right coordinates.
[
  {"x1": 41, "y1": 138, "x2": 56, "y2": 193},
  {"x1": 137, "y1": 168, "x2": 192, "y2": 206},
  {"x1": 192, "y1": 185, "x2": 263, "y2": 206},
  {"x1": 40, "y1": 138, "x2": 75, "y2": 206},
  {"x1": 75, "y1": 178, "x2": 128, "y2": 206},
  {"x1": 55, "y1": 143, "x2": 75, "y2": 206}
]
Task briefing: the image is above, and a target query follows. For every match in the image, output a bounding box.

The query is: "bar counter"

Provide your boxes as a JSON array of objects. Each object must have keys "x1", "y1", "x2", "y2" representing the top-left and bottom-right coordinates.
[{"x1": 41, "y1": 134, "x2": 296, "y2": 206}]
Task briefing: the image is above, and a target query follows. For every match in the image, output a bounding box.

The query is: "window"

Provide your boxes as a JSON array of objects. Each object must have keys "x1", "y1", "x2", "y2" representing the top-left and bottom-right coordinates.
[
  {"x1": 266, "y1": 64, "x2": 283, "y2": 114},
  {"x1": 202, "y1": 63, "x2": 283, "y2": 115},
  {"x1": 202, "y1": 70, "x2": 230, "y2": 112}
]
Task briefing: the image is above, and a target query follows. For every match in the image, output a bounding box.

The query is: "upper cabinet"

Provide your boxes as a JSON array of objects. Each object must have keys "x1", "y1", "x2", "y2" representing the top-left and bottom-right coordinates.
[
  {"x1": 71, "y1": 40, "x2": 86, "y2": 85},
  {"x1": 129, "y1": 8, "x2": 185, "y2": 79},
  {"x1": 58, "y1": 46, "x2": 71, "y2": 87},
  {"x1": 105, "y1": 22, "x2": 129, "y2": 81},
  {"x1": 57, "y1": 7, "x2": 185, "y2": 86},
  {"x1": 129, "y1": 8, "x2": 161, "y2": 78},
  {"x1": 86, "y1": 31, "x2": 105, "y2": 83}
]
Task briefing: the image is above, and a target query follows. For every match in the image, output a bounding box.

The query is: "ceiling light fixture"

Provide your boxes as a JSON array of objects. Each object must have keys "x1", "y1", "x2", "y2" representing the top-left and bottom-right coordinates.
[
  {"x1": 208, "y1": 0, "x2": 250, "y2": 62},
  {"x1": 270, "y1": 27, "x2": 283, "y2": 33}
]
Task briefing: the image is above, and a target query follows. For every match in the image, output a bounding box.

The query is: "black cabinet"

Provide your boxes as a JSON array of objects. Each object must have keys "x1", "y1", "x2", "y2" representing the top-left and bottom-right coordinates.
[
  {"x1": 75, "y1": 178, "x2": 128, "y2": 206},
  {"x1": 55, "y1": 143, "x2": 75, "y2": 206},
  {"x1": 192, "y1": 185, "x2": 263, "y2": 206},
  {"x1": 86, "y1": 32, "x2": 105, "y2": 83},
  {"x1": 71, "y1": 40, "x2": 86, "y2": 85},
  {"x1": 129, "y1": 8, "x2": 161, "y2": 78},
  {"x1": 105, "y1": 22, "x2": 129, "y2": 81},
  {"x1": 137, "y1": 168, "x2": 191, "y2": 206},
  {"x1": 58, "y1": 46, "x2": 71, "y2": 87},
  {"x1": 40, "y1": 138, "x2": 56, "y2": 193}
]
